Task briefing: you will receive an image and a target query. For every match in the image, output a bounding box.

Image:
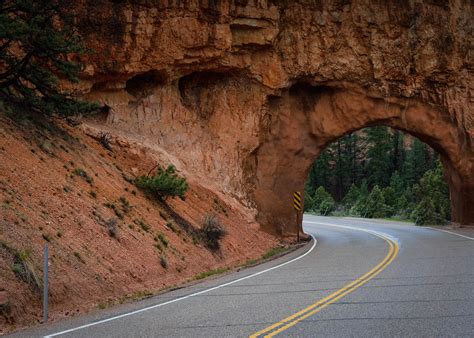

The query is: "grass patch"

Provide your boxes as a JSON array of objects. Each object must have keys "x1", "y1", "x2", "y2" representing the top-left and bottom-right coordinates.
[
  {"x1": 261, "y1": 246, "x2": 288, "y2": 260},
  {"x1": 194, "y1": 267, "x2": 229, "y2": 280}
]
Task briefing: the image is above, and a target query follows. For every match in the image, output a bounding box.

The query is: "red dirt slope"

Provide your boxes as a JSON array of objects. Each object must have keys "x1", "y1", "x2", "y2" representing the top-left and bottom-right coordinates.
[{"x1": 0, "y1": 114, "x2": 278, "y2": 334}]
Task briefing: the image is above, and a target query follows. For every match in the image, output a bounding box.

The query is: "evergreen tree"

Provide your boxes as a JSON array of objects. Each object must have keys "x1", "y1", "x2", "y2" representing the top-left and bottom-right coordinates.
[
  {"x1": 364, "y1": 185, "x2": 388, "y2": 218},
  {"x1": 382, "y1": 186, "x2": 396, "y2": 216},
  {"x1": 342, "y1": 184, "x2": 360, "y2": 207},
  {"x1": 365, "y1": 127, "x2": 392, "y2": 188},
  {"x1": 411, "y1": 197, "x2": 437, "y2": 225},
  {"x1": 402, "y1": 138, "x2": 432, "y2": 186},
  {"x1": 312, "y1": 186, "x2": 335, "y2": 216},
  {"x1": 0, "y1": 0, "x2": 99, "y2": 116},
  {"x1": 305, "y1": 127, "x2": 451, "y2": 225}
]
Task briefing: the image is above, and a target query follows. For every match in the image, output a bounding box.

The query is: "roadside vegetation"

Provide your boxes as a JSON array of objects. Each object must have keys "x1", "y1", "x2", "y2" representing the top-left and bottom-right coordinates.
[
  {"x1": 134, "y1": 165, "x2": 188, "y2": 200},
  {"x1": 305, "y1": 127, "x2": 450, "y2": 225}
]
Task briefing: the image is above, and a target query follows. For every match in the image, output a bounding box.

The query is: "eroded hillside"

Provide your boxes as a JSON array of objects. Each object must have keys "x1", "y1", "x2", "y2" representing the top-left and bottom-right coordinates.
[{"x1": 0, "y1": 115, "x2": 278, "y2": 333}]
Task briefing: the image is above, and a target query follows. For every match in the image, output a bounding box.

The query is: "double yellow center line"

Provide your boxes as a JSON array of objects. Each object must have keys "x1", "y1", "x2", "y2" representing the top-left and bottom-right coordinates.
[{"x1": 250, "y1": 225, "x2": 399, "y2": 337}]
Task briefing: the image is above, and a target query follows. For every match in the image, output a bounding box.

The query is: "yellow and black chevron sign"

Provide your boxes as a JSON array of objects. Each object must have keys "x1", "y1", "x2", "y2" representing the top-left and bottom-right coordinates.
[{"x1": 293, "y1": 191, "x2": 302, "y2": 211}]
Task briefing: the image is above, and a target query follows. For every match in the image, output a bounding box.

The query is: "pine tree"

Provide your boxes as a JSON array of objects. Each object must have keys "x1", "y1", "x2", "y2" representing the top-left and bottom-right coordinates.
[
  {"x1": 364, "y1": 185, "x2": 388, "y2": 218},
  {"x1": 342, "y1": 184, "x2": 360, "y2": 207},
  {"x1": 411, "y1": 197, "x2": 437, "y2": 225},
  {"x1": 0, "y1": 0, "x2": 99, "y2": 116},
  {"x1": 365, "y1": 127, "x2": 392, "y2": 188},
  {"x1": 312, "y1": 186, "x2": 335, "y2": 216}
]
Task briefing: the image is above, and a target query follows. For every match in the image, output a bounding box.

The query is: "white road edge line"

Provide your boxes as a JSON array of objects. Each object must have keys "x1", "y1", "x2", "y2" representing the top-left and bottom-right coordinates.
[
  {"x1": 426, "y1": 227, "x2": 474, "y2": 240},
  {"x1": 304, "y1": 221, "x2": 399, "y2": 244},
  {"x1": 333, "y1": 217, "x2": 474, "y2": 241},
  {"x1": 44, "y1": 235, "x2": 318, "y2": 337}
]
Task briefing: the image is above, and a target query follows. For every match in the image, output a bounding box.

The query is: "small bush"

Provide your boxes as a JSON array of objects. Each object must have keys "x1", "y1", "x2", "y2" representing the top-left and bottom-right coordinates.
[
  {"x1": 11, "y1": 249, "x2": 41, "y2": 291},
  {"x1": 155, "y1": 233, "x2": 168, "y2": 248},
  {"x1": 104, "y1": 202, "x2": 124, "y2": 219},
  {"x1": 134, "y1": 165, "x2": 188, "y2": 200},
  {"x1": 201, "y1": 214, "x2": 226, "y2": 250},
  {"x1": 73, "y1": 168, "x2": 93, "y2": 184},
  {"x1": 73, "y1": 251, "x2": 85, "y2": 264},
  {"x1": 160, "y1": 255, "x2": 168, "y2": 269},
  {"x1": 106, "y1": 218, "x2": 119, "y2": 238},
  {"x1": 119, "y1": 196, "x2": 132, "y2": 214},
  {"x1": 98, "y1": 132, "x2": 113, "y2": 151},
  {"x1": 134, "y1": 219, "x2": 150, "y2": 232}
]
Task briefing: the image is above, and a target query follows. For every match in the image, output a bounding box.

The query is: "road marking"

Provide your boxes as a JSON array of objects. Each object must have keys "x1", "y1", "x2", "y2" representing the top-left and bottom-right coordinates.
[
  {"x1": 427, "y1": 227, "x2": 474, "y2": 240},
  {"x1": 44, "y1": 237, "x2": 317, "y2": 337},
  {"x1": 331, "y1": 217, "x2": 473, "y2": 241},
  {"x1": 250, "y1": 221, "x2": 399, "y2": 338}
]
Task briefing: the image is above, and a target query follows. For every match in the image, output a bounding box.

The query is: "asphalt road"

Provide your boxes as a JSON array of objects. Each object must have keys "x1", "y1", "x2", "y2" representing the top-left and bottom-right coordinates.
[{"x1": 11, "y1": 215, "x2": 474, "y2": 337}]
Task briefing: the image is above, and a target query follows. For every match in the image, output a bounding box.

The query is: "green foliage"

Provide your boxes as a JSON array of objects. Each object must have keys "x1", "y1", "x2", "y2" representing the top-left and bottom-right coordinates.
[
  {"x1": 342, "y1": 184, "x2": 360, "y2": 207},
  {"x1": 0, "y1": 0, "x2": 100, "y2": 116},
  {"x1": 11, "y1": 249, "x2": 41, "y2": 291},
  {"x1": 411, "y1": 160, "x2": 450, "y2": 225},
  {"x1": 305, "y1": 127, "x2": 450, "y2": 225},
  {"x1": 365, "y1": 127, "x2": 392, "y2": 188},
  {"x1": 135, "y1": 165, "x2": 188, "y2": 200},
  {"x1": 155, "y1": 233, "x2": 168, "y2": 248},
  {"x1": 411, "y1": 197, "x2": 437, "y2": 225},
  {"x1": 194, "y1": 267, "x2": 229, "y2": 280},
  {"x1": 307, "y1": 186, "x2": 335, "y2": 216},
  {"x1": 363, "y1": 186, "x2": 388, "y2": 218},
  {"x1": 73, "y1": 168, "x2": 93, "y2": 184}
]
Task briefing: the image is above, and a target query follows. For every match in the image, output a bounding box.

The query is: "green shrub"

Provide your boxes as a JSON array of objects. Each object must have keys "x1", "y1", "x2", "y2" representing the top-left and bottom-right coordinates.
[
  {"x1": 134, "y1": 165, "x2": 188, "y2": 200},
  {"x1": 411, "y1": 197, "x2": 438, "y2": 225},
  {"x1": 342, "y1": 184, "x2": 360, "y2": 207},
  {"x1": 311, "y1": 187, "x2": 335, "y2": 215},
  {"x1": 73, "y1": 168, "x2": 93, "y2": 184},
  {"x1": 363, "y1": 185, "x2": 388, "y2": 218}
]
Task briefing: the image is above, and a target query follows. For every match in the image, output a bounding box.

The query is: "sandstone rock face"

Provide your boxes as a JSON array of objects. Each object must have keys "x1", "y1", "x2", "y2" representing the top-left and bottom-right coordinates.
[{"x1": 76, "y1": 0, "x2": 473, "y2": 231}]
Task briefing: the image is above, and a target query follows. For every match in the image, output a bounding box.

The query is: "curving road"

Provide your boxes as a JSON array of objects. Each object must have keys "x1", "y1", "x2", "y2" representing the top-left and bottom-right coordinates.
[{"x1": 11, "y1": 215, "x2": 474, "y2": 337}]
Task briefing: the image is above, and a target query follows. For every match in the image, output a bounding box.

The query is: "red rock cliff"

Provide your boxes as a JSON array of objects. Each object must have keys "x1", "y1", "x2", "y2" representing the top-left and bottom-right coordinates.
[{"x1": 73, "y1": 0, "x2": 473, "y2": 230}]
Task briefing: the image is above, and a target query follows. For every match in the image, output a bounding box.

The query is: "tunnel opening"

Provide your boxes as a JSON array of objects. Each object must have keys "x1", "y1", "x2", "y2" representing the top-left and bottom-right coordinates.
[
  {"x1": 303, "y1": 126, "x2": 451, "y2": 226},
  {"x1": 251, "y1": 85, "x2": 473, "y2": 236}
]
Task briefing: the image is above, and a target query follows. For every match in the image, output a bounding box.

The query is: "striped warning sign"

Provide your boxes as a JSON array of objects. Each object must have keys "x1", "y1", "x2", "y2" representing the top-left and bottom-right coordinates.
[{"x1": 293, "y1": 191, "x2": 302, "y2": 211}]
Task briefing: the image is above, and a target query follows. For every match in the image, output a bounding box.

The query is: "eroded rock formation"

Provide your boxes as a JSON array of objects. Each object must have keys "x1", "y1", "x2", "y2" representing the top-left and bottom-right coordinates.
[{"x1": 75, "y1": 0, "x2": 473, "y2": 231}]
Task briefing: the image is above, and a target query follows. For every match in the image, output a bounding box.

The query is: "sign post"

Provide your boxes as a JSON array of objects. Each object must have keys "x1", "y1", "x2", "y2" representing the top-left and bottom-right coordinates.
[
  {"x1": 293, "y1": 191, "x2": 302, "y2": 242},
  {"x1": 43, "y1": 244, "x2": 48, "y2": 323}
]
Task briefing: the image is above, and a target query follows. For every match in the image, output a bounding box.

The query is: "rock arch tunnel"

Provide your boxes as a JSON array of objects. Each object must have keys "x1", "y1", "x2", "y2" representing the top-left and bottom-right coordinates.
[
  {"x1": 75, "y1": 0, "x2": 473, "y2": 233},
  {"x1": 248, "y1": 84, "x2": 473, "y2": 234}
]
